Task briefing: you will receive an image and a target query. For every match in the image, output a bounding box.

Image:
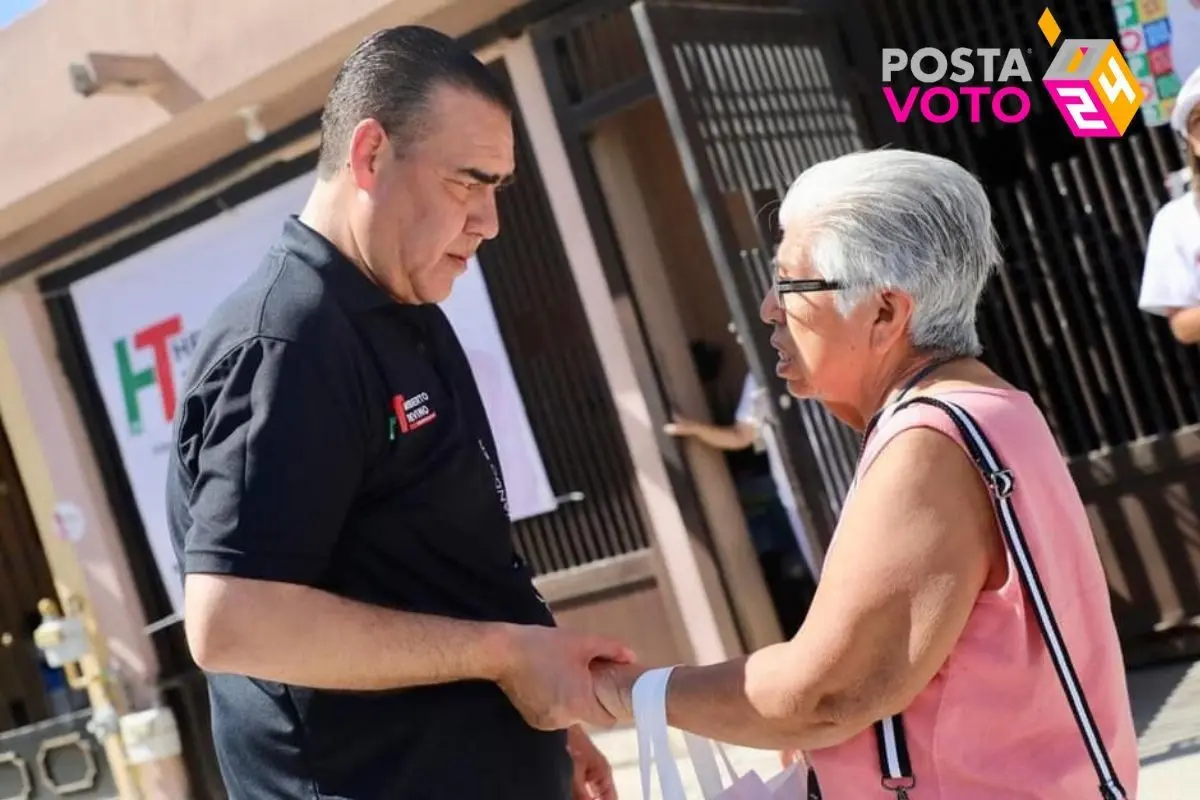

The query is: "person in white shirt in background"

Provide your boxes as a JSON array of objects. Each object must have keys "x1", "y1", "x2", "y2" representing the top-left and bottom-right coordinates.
[
  {"x1": 1138, "y1": 65, "x2": 1200, "y2": 343},
  {"x1": 664, "y1": 372, "x2": 822, "y2": 582}
]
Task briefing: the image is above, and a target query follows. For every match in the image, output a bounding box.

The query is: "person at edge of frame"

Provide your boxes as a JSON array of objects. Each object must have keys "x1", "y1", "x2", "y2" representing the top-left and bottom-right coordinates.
[
  {"x1": 166, "y1": 26, "x2": 632, "y2": 800},
  {"x1": 1138, "y1": 64, "x2": 1200, "y2": 344}
]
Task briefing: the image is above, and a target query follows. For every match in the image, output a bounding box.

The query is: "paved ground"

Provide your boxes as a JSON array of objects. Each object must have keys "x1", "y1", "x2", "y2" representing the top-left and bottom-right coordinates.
[
  {"x1": 592, "y1": 657, "x2": 1200, "y2": 798},
  {"x1": 1129, "y1": 658, "x2": 1200, "y2": 799}
]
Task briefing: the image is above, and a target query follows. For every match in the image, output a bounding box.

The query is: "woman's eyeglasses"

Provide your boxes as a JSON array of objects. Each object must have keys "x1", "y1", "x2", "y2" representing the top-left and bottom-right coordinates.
[{"x1": 773, "y1": 278, "x2": 844, "y2": 305}]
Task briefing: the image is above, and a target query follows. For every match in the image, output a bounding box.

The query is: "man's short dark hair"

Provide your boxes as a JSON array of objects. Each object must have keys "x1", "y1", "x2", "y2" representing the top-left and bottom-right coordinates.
[{"x1": 317, "y1": 26, "x2": 511, "y2": 178}]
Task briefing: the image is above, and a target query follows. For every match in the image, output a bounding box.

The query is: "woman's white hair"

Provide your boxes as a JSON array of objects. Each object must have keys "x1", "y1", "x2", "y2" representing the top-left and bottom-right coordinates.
[{"x1": 778, "y1": 148, "x2": 1001, "y2": 357}]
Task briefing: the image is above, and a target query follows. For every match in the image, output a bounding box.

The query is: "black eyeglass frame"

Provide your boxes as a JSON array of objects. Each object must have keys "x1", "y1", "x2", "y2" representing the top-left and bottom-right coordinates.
[{"x1": 773, "y1": 277, "x2": 844, "y2": 304}]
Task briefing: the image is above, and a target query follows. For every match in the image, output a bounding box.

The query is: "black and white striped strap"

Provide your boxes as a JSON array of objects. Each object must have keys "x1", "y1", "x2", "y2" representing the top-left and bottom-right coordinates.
[
  {"x1": 874, "y1": 714, "x2": 914, "y2": 795},
  {"x1": 867, "y1": 397, "x2": 1126, "y2": 799}
]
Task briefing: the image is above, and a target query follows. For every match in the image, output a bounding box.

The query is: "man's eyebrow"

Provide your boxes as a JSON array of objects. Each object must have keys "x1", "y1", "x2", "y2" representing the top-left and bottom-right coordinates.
[{"x1": 458, "y1": 167, "x2": 515, "y2": 187}]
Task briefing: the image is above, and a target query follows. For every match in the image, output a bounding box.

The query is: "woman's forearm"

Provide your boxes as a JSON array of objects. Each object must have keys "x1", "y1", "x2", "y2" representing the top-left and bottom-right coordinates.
[{"x1": 663, "y1": 645, "x2": 858, "y2": 751}]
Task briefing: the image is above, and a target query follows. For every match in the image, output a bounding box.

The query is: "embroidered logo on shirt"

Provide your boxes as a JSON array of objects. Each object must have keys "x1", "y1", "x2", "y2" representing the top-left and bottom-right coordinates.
[{"x1": 388, "y1": 393, "x2": 438, "y2": 439}]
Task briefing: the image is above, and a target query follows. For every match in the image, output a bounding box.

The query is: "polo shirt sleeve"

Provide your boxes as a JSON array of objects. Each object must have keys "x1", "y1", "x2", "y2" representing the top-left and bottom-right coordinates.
[
  {"x1": 1138, "y1": 205, "x2": 1199, "y2": 317},
  {"x1": 176, "y1": 335, "x2": 367, "y2": 585}
]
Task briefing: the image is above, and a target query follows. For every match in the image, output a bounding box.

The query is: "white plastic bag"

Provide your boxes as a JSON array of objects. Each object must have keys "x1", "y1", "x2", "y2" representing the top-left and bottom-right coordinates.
[{"x1": 632, "y1": 666, "x2": 807, "y2": 799}]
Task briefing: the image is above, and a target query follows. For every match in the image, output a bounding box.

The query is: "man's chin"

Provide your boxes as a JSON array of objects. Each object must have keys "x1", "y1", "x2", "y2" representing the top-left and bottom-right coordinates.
[{"x1": 416, "y1": 280, "x2": 458, "y2": 305}]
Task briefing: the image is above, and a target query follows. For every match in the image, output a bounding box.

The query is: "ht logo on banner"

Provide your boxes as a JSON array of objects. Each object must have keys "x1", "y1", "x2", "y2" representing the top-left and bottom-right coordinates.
[
  {"x1": 113, "y1": 314, "x2": 198, "y2": 435},
  {"x1": 881, "y1": 7, "x2": 1144, "y2": 138}
]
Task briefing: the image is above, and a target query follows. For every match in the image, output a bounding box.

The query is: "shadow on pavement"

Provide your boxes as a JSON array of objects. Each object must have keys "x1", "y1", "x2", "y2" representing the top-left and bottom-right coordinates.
[{"x1": 1127, "y1": 657, "x2": 1200, "y2": 765}]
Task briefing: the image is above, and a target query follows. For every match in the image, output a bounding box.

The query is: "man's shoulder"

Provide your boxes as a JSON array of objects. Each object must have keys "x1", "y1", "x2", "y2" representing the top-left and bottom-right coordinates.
[
  {"x1": 191, "y1": 246, "x2": 357, "y2": 378},
  {"x1": 208, "y1": 245, "x2": 348, "y2": 340}
]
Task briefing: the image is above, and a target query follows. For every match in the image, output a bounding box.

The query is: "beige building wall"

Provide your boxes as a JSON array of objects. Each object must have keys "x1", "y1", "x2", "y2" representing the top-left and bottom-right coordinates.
[{"x1": 0, "y1": 0, "x2": 526, "y2": 269}]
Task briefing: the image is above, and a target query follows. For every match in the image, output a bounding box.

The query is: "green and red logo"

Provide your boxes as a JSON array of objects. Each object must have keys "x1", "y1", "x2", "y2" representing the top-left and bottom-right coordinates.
[
  {"x1": 388, "y1": 393, "x2": 438, "y2": 440},
  {"x1": 113, "y1": 314, "x2": 196, "y2": 435}
]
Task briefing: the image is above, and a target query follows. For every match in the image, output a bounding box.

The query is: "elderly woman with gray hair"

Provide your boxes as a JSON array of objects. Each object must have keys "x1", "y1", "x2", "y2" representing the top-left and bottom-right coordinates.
[{"x1": 593, "y1": 149, "x2": 1138, "y2": 798}]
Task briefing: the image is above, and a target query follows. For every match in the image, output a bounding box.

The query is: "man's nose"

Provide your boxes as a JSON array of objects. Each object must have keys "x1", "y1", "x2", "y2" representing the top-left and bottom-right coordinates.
[{"x1": 468, "y1": 191, "x2": 501, "y2": 241}]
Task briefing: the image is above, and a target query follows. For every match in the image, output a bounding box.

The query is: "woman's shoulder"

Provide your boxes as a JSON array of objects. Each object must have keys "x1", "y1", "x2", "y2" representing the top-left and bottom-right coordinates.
[
  {"x1": 881, "y1": 385, "x2": 1064, "y2": 481},
  {"x1": 878, "y1": 383, "x2": 1045, "y2": 453},
  {"x1": 892, "y1": 384, "x2": 1039, "y2": 429},
  {"x1": 894, "y1": 361, "x2": 1031, "y2": 424}
]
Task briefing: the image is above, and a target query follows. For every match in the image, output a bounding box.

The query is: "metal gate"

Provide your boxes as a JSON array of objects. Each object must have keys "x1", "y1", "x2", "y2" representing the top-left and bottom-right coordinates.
[
  {"x1": 0, "y1": 713, "x2": 118, "y2": 800},
  {"x1": 629, "y1": 0, "x2": 890, "y2": 562},
  {"x1": 0, "y1": 425, "x2": 117, "y2": 798}
]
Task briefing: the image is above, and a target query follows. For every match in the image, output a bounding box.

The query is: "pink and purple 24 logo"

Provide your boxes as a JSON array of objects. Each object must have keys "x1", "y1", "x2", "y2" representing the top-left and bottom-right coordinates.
[{"x1": 881, "y1": 8, "x2": 1144, "y2": 138}]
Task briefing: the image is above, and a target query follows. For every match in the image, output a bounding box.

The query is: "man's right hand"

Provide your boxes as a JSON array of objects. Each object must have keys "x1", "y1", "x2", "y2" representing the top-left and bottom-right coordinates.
[{"x1": 495, "y1": 625, "x2": 636, "y2": 731}]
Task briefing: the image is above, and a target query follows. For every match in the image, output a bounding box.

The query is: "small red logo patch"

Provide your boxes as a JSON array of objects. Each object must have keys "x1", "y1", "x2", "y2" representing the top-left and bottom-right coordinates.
[{"x1": 392, "y1": 393, "x2": 437, "y2": 435}]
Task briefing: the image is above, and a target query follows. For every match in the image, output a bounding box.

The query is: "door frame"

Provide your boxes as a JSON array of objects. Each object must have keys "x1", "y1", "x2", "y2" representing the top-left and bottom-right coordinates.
[{"x1": 531, "y1": 0, "x2": 801, "y2": 652}]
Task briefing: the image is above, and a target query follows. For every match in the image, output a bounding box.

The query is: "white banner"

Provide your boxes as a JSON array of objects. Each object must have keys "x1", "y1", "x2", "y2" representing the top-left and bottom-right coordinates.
[{"x1": 69, "y1": 172, "x2": 557, "y2": 613}]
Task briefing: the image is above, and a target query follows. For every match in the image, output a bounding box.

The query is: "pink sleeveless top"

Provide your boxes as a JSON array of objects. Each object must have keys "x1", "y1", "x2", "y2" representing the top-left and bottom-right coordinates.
[{"x1": 805, "y1": 387, "x2": 1139, "y2": 798}]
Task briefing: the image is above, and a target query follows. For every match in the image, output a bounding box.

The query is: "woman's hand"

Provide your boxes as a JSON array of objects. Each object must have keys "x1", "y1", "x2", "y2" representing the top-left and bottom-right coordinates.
[{"x1": 591, "y1": 661, "x2": 648, "y2": 724}]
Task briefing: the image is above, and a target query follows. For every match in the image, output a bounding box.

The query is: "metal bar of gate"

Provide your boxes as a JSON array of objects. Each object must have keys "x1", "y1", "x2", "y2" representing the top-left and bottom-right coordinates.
[
  {"x1": 735, "y1": 45, "x2": 794, "y2": 190},
  {"x1": 992, "y1": 187, "x2": 1094, "y2": 451},
  {"x1": 1085, "y1": 142, "x2": 1191, "y2": 430},
  {"x1": 1060, "y1": 159, "x2": 1152, "y2": 441}
]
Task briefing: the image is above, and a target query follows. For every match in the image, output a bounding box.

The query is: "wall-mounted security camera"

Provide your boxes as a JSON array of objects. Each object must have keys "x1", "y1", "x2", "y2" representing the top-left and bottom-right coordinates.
[
  {"x1": 66, "y1": 52, "x2": 201, "y2": 114},
  {"x1": 68, "y1": 61, "x2": 101, "y2": 98},
  {"x1": 67, "y1": 53, "x2": 168, "y2": 98}
]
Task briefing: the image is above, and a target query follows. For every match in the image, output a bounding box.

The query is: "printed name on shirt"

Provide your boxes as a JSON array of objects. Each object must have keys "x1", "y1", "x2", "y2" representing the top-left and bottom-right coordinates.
[
  {"x1": 389, "y1": 392, "x2": 438, "y2": 439},
  {"x1": 477, "y1": 438, "x2": 510, "y2": 519}
]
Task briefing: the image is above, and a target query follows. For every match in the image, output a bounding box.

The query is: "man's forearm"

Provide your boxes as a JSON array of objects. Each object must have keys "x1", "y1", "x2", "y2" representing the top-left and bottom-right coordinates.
[{"x1": 186, "y1": 574, "x2": 513, "y2": 691}]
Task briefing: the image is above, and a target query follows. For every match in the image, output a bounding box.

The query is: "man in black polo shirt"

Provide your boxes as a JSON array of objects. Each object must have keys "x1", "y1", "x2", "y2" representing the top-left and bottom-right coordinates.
[{"x1": 167, "y1": 26, "x2": 631, "y2": 800}]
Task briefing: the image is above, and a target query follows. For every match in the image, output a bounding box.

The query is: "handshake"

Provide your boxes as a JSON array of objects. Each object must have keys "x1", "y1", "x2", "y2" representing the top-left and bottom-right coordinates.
[{"x1": 493, "y1": 623, "x2": 649, "y2": 731}]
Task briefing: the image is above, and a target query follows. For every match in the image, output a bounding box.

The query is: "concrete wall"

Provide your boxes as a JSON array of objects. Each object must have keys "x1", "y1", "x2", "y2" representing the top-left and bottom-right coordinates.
[{"x1": 0, "y1": 0, "x2": 523, "y2": 267}]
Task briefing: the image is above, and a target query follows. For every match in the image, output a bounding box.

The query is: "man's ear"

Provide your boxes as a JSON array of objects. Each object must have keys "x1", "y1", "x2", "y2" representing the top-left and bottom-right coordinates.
[{"x1": 347, "y1": 118, "x2": 388, "y2": 191}]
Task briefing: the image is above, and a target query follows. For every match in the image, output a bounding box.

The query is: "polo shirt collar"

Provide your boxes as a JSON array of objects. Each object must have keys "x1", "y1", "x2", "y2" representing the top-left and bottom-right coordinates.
[{"x1": 281, "y1": 215, "x2": 397, "y2": 312}]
